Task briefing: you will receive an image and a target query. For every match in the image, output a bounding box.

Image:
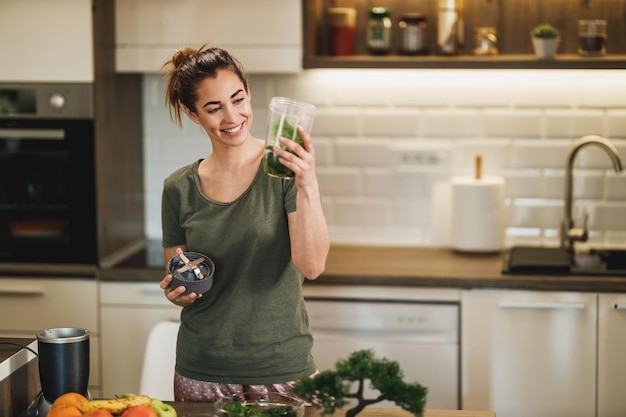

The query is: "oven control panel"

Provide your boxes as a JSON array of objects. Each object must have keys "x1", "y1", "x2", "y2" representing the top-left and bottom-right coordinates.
[{"x1": 0, "y1": 83, "x2": 93, "y2": 119}]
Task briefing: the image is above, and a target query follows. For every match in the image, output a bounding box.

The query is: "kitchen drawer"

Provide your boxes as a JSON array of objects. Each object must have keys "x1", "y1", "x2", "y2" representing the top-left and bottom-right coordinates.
[
  {"x1": 99, "y1": 281, "x2": 177, "y2": 306},
  {"x1": 0, "y1": 278, "x2": 98, "y2": 334}
]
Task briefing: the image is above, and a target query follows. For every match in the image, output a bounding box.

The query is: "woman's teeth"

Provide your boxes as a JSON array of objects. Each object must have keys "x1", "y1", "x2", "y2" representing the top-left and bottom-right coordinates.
[{"x1": 223, "y1": 124, "x2": 243, "y2": 134}]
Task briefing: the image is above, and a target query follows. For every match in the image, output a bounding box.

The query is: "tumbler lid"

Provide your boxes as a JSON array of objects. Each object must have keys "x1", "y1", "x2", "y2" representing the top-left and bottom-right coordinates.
[{"x1": 37, "y1": 327, "x2": 90, "y2": 344}]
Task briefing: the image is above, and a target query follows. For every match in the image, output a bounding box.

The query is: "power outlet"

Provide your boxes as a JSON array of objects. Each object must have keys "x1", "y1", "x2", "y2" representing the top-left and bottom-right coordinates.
[{"x1": 396, "y1": 148, "x2": 450, "y2": 167}]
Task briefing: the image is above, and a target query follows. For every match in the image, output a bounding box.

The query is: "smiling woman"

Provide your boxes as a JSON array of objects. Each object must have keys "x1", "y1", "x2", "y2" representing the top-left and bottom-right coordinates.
[{"x1": 156, "y1": 45, "x2": 329, "y2": 402}]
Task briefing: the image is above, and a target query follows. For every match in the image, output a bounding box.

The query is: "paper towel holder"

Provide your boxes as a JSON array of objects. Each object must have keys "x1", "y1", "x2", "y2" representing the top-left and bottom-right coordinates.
[{"x1": 451, "y1": 153, "x2": 506, "y2": 254}]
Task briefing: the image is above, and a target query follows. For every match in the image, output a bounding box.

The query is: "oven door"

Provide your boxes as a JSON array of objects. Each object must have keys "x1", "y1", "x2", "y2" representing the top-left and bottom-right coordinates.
[{"x1": 0, "y1": 118, "x2": 96, "y2": 264}]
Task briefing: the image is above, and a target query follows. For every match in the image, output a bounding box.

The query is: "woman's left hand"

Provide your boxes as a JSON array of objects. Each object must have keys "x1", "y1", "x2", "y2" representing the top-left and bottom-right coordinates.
[{"x1": 274, "y1": 127, "x2": 318, "y2": 188}]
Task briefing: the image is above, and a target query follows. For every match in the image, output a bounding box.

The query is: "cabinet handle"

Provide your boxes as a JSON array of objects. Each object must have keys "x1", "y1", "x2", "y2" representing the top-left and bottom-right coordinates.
[
  {"x1": 0, "y1": 128, "x2": 64, "y2": 139},
  {"x1": 498, "y1": 301, "x2": 585, "y2": 310},
  {"x1": 0, "y1": 287, "x2": 45, "y2": 297},
  {"x1": 140, "y1": 288, "x2": 166, "y2": 296},
  {"x1": 613, "y1": 303, "x2": 626, "y2": 310}
]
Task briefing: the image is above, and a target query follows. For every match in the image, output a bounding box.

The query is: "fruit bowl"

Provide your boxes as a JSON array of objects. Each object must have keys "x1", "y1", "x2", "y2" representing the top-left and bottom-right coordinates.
[{"x1": 214, "y1": 392, "x2": 305, "y2": 417}]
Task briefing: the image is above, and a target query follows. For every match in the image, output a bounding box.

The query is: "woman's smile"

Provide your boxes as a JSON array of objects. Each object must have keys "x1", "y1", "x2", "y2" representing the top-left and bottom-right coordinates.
[{"x1": 222, "y1": 123, "x2": 244, "y2": 135}]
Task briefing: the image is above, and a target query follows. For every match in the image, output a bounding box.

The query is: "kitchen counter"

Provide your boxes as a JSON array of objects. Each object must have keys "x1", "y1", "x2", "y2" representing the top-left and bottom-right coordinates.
[
  {"x1": 0, "y1": 338, "x2": 39, "y2": 417},
  {"x1": 99, "y1": 241, "x2": 626, "y2": 292},
  {"x1": 14, "y1": 401, "x2": 495, "y2": 417},
  {"x1": 168, "y1": 402, "x2": 494, "y2": 417}
]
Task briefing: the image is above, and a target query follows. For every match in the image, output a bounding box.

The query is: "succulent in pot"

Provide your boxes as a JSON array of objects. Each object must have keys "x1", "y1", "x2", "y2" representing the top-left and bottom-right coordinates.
[
  {"x1": 530, "y1": 23, "x2": 560, "y2": 39},
  {"x1": 530, "y1": 23, "x2": 561, "y2": 59}
]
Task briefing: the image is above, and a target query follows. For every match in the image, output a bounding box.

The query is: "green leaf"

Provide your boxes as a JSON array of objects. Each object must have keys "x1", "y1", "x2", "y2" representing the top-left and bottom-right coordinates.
[{"x1": 272, "y1": 119, "x2": 304, "y2": 147}]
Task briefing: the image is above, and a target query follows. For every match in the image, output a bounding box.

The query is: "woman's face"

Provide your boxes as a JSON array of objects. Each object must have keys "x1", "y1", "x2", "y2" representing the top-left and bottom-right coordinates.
[{"x1": 185, "y1": 70, "x2": 252, "y2": 148}]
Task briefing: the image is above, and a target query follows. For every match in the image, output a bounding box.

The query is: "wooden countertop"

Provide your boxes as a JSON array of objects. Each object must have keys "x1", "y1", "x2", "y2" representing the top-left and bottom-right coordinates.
[
  {"x1": 169, "y1": 401, "x2": 494, "y2": 417},
  {"x1": 313, "y1": 245, "x2": 626, "y2": 292},
  {"x1": 99, "y1": 243, "x2": 626, "y2": 292}
]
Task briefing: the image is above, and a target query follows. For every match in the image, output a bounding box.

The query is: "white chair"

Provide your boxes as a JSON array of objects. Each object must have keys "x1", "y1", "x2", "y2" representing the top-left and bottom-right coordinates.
[{"x1": 139, "y1": 320, "x2": 180, "y2": 401}]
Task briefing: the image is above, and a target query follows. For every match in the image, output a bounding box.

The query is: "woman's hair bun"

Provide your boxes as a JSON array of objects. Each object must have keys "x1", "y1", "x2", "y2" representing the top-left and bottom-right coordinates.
[{"x1": 171, "y1": 47, "x2": 198, "y2": 69}]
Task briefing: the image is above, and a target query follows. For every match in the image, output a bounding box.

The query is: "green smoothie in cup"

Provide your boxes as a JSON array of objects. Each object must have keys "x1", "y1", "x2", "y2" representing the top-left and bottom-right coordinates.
[
  {"x1": 263, "y1": 97, "x2": 316, "y2": 179},
  {"x1": 264, "y1": 119, "x2": 305, "y2": 178}
]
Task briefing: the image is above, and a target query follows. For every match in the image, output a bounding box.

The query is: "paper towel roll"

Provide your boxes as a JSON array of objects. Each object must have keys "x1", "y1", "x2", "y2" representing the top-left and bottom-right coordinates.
[{"x1": 451, "y1": 175, "x2": 506, "y2": 252}]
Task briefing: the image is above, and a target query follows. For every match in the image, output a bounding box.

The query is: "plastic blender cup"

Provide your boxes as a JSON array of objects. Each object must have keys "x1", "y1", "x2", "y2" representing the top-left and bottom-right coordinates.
[{"x1": 263, "y1": 97, "x2": 316, "y2": 179}]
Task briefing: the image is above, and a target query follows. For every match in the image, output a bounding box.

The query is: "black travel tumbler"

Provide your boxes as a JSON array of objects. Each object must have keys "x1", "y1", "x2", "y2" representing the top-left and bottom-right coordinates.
[{"x1": 37, "y1": 327, "x2": 90, "y2": 403}]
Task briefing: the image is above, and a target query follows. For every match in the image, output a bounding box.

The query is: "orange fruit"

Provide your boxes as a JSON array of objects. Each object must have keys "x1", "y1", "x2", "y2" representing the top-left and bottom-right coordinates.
[
  {"x1": 52, "y1": 392, "x2": 89, "y2": 410},
  {"x1": 47, "y1": 404, "x2": 84, "y2": 417}
]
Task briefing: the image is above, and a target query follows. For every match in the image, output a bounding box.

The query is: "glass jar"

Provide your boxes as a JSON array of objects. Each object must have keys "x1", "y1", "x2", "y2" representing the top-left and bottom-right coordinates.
[
  {"x1": 473, "y1": 27, "x2": 498, "y2": 55},
  {"x1": 327, "y1": 7, "x2": 357, "y2": 56},
  {"x1": 578, "y1": 19, "x2": 607, "y2": 57},
  {"x1": 398, "y1": 12, "x2": 428, "y2": 55},
  {"x1": 367, "y1": 7, "x2": 392, "y2": 55}
]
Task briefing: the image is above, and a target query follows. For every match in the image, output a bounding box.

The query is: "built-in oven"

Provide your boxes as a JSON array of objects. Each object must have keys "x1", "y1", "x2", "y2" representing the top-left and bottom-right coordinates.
[{"x1": 0, "y1": 83, "x2": 97, "y2": 265}]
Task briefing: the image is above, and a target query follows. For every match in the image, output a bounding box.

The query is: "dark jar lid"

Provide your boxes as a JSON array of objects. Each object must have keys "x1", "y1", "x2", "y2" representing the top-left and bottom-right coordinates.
[{"x1": 400, "y1": 12, "x2": 427, "y2": 23}]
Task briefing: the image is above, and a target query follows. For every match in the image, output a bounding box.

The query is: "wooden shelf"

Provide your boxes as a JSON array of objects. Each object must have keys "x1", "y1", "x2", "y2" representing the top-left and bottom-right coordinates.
[
  {"x1": 303, "y1": 0, "x2": 626, "y2": 71},
  {"x1": 303, "y1": 54, "x2": 626, "y2": 70}
]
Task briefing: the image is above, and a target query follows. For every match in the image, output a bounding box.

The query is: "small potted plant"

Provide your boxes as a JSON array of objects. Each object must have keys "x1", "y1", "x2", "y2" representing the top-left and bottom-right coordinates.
[
  {"x1": 293, "y1": 349, "x2": 428, "y2": 417},
  {"x1": 530, "y1": 23, "x2": 561, "y2": 59}
]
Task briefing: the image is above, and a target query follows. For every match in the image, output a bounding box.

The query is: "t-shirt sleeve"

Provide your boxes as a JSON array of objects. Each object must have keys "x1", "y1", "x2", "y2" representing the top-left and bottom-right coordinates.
[{"x1": 161, "y1": 178, "x2": 186, "y2": 248}]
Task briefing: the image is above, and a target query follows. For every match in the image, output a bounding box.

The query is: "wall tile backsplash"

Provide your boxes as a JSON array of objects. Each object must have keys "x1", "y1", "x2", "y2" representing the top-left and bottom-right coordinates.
[{"x1": 142, "y1": 69, "x2": 626, "y2": 249}]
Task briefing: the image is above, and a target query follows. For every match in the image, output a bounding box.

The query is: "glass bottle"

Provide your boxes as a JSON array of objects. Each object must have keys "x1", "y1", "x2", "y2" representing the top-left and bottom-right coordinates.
[
  {"x1": 398, "y1": 12, "x2": 428, "y2": 55},
  {"x1": 367, "y1": 7, "x2": 392, "y2": 55}
]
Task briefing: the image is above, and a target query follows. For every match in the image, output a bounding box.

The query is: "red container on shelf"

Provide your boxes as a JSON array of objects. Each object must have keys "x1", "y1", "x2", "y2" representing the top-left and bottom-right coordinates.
[{"x1": 328, "y1": 7, "x2": 356, "y2": 56}]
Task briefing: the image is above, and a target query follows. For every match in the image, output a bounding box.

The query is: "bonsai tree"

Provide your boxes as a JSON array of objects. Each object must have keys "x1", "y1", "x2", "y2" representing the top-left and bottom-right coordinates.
[
  {"x1": 530, "y1": 23, "x2": 560, "y2": 38},
  {"x1": 293, "y1": 349, "x2": 428, "y2": 417}
]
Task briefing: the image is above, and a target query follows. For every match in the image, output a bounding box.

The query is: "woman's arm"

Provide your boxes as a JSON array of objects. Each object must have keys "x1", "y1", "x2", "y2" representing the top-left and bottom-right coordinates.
[{"x1": 277, "y1": 128, "x2": 330, "y2": 280}]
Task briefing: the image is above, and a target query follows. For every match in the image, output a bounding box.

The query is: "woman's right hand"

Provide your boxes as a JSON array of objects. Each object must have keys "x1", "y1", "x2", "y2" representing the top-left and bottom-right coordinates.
[{"x1": 160, "y1": 246, "x2": 203, "y2": 307}]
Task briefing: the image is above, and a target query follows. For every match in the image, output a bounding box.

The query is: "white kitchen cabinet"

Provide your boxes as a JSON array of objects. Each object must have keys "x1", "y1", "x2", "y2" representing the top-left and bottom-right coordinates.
[
  {"x1": 462, "y1": 289, "x2": 597, "y2": 417},
  {"x1": 114, "y1": 0, "x2": 302, "y2": 74},
  {"x1": 0, "y1": 277, "x2": 101, "y2": 397},
  {"x1": 99, "y1": 281, "x2": 181, "y2": 397},
  {"x1": 0, "y1": 0, "x2": 93, "y2": 82},
  {"x1": 598, "y1": 293, "x2": 626, "y2": 417}
]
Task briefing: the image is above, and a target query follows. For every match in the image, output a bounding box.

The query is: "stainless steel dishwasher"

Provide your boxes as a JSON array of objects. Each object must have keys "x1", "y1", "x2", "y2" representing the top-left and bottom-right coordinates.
[{"x1": 303, "y1": 285, "x2": 460, "y2": 410}]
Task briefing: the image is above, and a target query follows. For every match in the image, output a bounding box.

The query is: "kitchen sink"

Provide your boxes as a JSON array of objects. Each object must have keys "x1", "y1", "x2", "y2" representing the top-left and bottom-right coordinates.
[
  {"x1": 502, "y1": 246, "x2": 626, "y2": 276},
  {"x1": 572, "y1": 248, "x2": 626, "y2": 276}
]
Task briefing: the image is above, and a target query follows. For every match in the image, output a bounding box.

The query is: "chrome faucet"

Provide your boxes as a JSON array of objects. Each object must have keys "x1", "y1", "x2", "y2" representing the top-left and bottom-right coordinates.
[{"x1": 561, "y1": 135, "x2": 623, "y2": 252}]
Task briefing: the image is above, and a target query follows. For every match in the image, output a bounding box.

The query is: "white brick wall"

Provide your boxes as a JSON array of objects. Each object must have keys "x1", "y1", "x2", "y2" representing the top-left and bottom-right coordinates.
[{"x1": 142, "y1": 69, "x2": 626, "y2": 249}]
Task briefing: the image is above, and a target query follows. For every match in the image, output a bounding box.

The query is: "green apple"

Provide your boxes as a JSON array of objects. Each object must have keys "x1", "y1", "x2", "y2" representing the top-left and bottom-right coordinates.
[{"x1": 149, "y1": 398, "x2": 177, "y2": 417}]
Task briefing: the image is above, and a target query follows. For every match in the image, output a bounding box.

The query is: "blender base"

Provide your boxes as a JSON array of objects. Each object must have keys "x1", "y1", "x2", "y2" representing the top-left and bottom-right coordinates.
[{"x1": 27, "y1": 391, "x2": 91, "y2": 416}]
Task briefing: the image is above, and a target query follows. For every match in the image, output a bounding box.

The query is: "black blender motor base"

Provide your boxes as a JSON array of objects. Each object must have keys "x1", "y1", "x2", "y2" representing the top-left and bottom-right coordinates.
[
  {"x1": 28, "y1": 328, "x2": 91, "y2": 416},
  {"x1": 27, "y1": 390, "x2": 92, "y2": 417}
]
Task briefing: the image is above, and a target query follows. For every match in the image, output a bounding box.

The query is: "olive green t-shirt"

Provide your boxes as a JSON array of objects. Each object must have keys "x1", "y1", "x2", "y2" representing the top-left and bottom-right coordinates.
[{"x1": 161, "y1": 159, "x2": 316, "y2": 384}]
